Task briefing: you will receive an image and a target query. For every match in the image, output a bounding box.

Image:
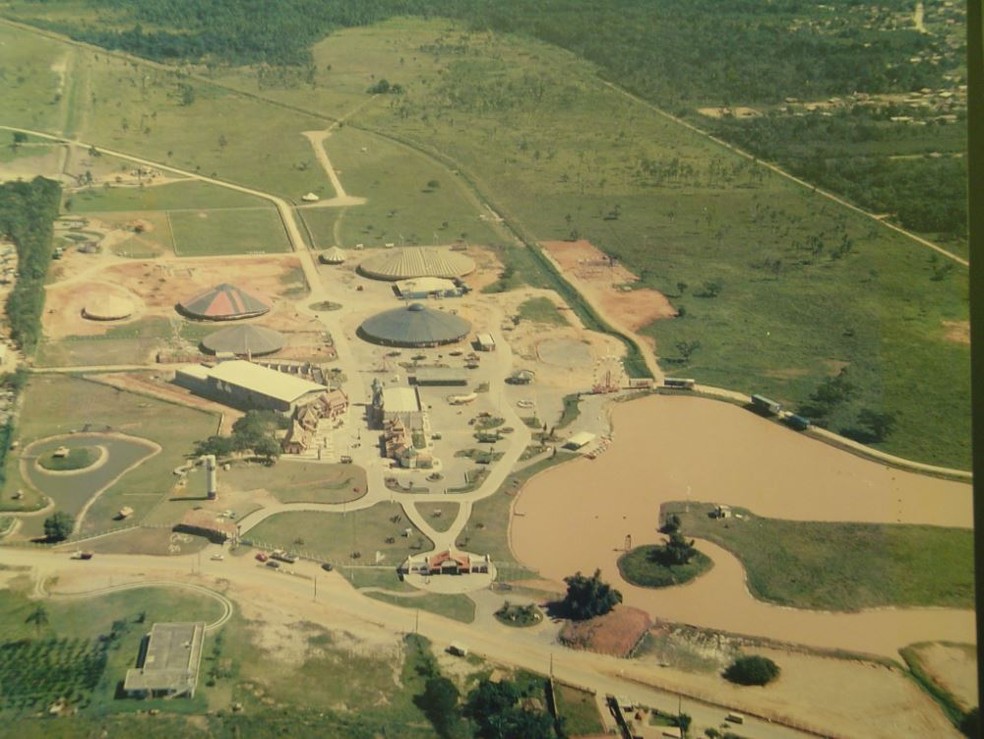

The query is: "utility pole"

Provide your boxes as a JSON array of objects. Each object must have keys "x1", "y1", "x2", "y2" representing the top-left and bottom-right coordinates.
[{"x1": 313, "y1": 575, "x2": 317, "y2": 602}]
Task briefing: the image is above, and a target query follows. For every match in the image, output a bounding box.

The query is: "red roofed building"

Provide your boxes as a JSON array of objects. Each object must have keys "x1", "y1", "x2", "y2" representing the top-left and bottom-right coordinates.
[{"x1": 402, "y1": 548, "x2": 491, "y2": 576}]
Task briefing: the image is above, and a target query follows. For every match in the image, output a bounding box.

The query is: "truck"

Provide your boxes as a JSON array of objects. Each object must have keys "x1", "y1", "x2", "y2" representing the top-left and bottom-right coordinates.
[
  {"x1": 750, "y1": 394, "x2": 782, "y2": 415},
  {"x1": 783, "y1": 413, "x2": 811, "y2": 431},
  {"x1": 70, "y1": 551, "x2": 94, "y2": 560},
  {"x1": 447, "y1": 642, "x2": 469, "y2": 657},
  {"x1": 271, "y1": 550, "x2": 299, "y2": 564},
  {"x1": 662, "y1": 377, "x2": 695, "y2": 390}
]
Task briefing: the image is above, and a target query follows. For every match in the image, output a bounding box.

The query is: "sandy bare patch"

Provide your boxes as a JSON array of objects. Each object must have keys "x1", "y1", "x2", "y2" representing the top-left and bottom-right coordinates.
[
  {"x1": 696, "y1": 106, "x2": 761, "y2": 119},
  {"x1": 43, "y1": 251, "x2": 310, "y2": 347},
  {"x1": 942, "y1": 320, "x2": 970, "y2": 344},
  {"x1": 629, "y1": 645, "x2": 961, "y2": 738},
  {"x1": 907, "y1": 642, "x2": 978, "y2": 712},
  {"x1": 541, "y1": 240, "x2": 676, "y2": 333}
]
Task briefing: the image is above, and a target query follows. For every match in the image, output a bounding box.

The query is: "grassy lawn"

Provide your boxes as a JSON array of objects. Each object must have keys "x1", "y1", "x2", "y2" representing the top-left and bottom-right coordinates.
[
  {"x1": 35, "y1": 317, "x2": 175, "y2": 367},
  {"x1": 466, "y1": 453, "x2": 575, "y2": 579},
  {"x1": 553, "y1": 682, "x2": 605, "y2": 736},
  {"x1": 245, "y1": 503, "x2": 433, "y2": 567},
  {"x1": 168, "y1": 208, "x2": 290, "y2": 256},
  {"x1": 413, "y1": 502, "x2": 459, "y2": 533},
  {"x1": 38, "y1": 446, "x2": 97, "y2": 471},
  {"x1": 516, "y1": 296, "x2": 568, "y2": 326},
  {"x1": 0, "y1": 24, "x2": 67, "y2": 133},
  {"x1": 669, "y1": 503, "x2": 975, "y2": 611},
  {"x1": 363, "y1": 590, "x2": 476, "y2": 624},
  {"x1": 337, "y1": 565, "x2": 416, "y2": 593},
  {"x1": 69, "y1": 210, "x2": 176, "y2": 257},
  {"x1": 2, "y1": 375, "x2": 220, "y2": 536},
  {"x1": 68, "y1": 179, "x2": 272, "y2": 212},
  {"x1": 220, "y1": 461, "x2": 367, "y2": 505},
  {"x1": 617, "y1": 545, "x2": 713, "y2": 588}
]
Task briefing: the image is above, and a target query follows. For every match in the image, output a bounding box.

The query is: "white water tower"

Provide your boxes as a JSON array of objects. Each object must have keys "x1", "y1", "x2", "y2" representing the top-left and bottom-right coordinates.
[{"x1": 201, "y1": 455, "x2": 217, "y2": 500}]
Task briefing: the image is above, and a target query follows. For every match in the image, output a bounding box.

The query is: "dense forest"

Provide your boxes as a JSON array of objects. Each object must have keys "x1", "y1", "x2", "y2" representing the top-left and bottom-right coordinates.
[
  {"x1": 0, "y1": 177, "x2": 61, "y2": 354},
  {"x1": 47, "y1": 0, "x2": 954, "y2": 102},
  {"x1": 710, "y1": 112, "x2": 967, "y2": 238}
]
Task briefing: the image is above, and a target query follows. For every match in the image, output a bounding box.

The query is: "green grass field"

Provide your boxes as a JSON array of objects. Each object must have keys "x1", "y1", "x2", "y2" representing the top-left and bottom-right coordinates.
[
  {"x1": 363, "y1": 590, "x2": 476, "y2": 624},
  {"x1": 2, "y1": 375, "x2": 219, "y2": 536},
  {"x1": 553, "y1": 682, "x2": 605, "y2": 736},
  {"x1": 299, "y1": 124, "x2": 507, "y2": 249},
  {"x1": 245, "y1": 502, "x2": 432, "y2": 567},
  {"x1": 35, "y1": 317, "x2": 175, "y2": 368},
  {"x1": 67, "y1": 179, "x2": 272, "y2": 212},
  {"x1": 0, "y1": 24, "x2": 68, "y2": 134},
  {"x1": 37, "y1": 446, "x2": 97, "y2": 471},
  {"x1": 413, "y1": 502, "x2": 460, "y2": 533},
  {"x1": 517, "y1": 296, "x2": 568, "y2": 326},
  {"x1": 217, "y1": 461, "x2": 367, "y2": 505},
  {"x1": 168, "y1": 208, "x2": 290, "y2": 256},
  {"x1": 668, "y1": 503, "x2": 975, "y2": 611}
]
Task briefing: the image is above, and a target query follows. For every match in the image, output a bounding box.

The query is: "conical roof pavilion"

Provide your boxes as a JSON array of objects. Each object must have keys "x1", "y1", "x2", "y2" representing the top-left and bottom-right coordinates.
[{"x1": 178, "y1": 283, "x2": 270, "y2": 321}]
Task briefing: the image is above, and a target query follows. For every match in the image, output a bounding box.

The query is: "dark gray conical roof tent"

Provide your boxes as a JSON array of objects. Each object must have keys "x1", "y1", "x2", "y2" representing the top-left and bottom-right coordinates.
[
  {"x1": 359, "y1": 303, "x2": 471, "y2": 347},
  {"x1": 201, "y1": 324, "x2": 286, "y2": 356}
]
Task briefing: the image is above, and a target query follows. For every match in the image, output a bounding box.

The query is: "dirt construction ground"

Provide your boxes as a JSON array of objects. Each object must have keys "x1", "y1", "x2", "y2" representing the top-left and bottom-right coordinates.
[{"x1": 540, "y1": 239, "x2": 677, "y2": 333}]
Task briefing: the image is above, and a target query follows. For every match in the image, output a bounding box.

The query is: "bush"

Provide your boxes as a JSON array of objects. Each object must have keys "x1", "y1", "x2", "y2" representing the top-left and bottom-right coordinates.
[
  {"x1": 43, "y1": 511, "x2": 75, "y2": 542},
  {"x1": 561, "y1": 569, "x2": 622, "y2": 620},
  {"x1": 723, "y1": 655, "x2": 780, "y2": 686}
]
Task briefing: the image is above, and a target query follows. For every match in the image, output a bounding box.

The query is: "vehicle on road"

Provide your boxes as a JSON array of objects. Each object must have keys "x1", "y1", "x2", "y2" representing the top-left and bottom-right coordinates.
[
  {"x1": 266, "y1": 560, "x2": 281, "y2": 569},
  {"x1": 271, "y1": 549, "x2": 299, "y2": 564},
  {"x1": 255, "y1": 552, "x2": 269, "y2": 562},
  {"x1": 210, "y1": 554, "x2": 224, "y2": 561},
  {"x1": 725, "y1": 712, "x2": 745, "y2": 725},
  {"x1": 70, "y1": 551, "x2": 94, "y2": 560},
  {"x1": 321, "y1": 562, "x2": 334, "y2": 572},
  {"x1": 447, "y1": 642, "x2": 468, "y2": 657}
]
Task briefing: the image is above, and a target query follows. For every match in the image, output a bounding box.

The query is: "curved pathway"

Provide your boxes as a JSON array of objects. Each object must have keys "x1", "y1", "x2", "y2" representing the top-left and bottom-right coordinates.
[{"x1": 38, "y1": 577, "x2": 234, "y2": 632}]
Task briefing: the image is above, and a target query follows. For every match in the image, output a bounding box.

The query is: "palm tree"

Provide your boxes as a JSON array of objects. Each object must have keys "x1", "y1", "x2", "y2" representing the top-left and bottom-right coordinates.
[{"x1": 26, "y1": 604, "x2": 49, "y2": 638}]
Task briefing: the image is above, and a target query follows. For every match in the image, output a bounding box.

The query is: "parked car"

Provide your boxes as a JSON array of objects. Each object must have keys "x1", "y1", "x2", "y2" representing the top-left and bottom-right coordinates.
[
  {"x1": 321, "y1": 562, "x2": 334, "y2": 572},
  {"x1": 255, "y1": 552, "x2": 269, "y2": 562},
  {"x1": 265, "y1": 560, "x2": 281, "y2": 569}
]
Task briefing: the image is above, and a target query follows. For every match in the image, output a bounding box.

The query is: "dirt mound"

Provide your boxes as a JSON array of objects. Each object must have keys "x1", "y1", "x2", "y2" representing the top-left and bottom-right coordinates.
[{"x1": 559, "y1": 606, "x2": 652, "y2": 657}]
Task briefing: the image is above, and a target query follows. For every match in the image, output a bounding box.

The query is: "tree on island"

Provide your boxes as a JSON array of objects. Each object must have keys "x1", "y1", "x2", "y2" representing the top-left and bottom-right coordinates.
[
  {"x1": 43, "y1": 511, "x2": 74, "y2": 542},
  {"x1": 561, "y1": 569, "x2": 622, "y2": 620},
  {"x1": 656, "y1": 531, "x2": 698, "y2": 567},
  {"x1": 723, "y1": 655, "x2": 780, "y2": 686}
]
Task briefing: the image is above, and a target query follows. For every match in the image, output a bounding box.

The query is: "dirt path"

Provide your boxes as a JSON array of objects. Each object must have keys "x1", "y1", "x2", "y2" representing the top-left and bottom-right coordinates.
[{"x1": 300, "y1": 129, "x2": 367, "y2": 207}]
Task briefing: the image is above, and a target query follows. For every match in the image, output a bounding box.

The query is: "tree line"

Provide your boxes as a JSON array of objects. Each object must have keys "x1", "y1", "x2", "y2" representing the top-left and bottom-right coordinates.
[{"x1": 0, "y1": 177, "x2": 61, "y2": 355}]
